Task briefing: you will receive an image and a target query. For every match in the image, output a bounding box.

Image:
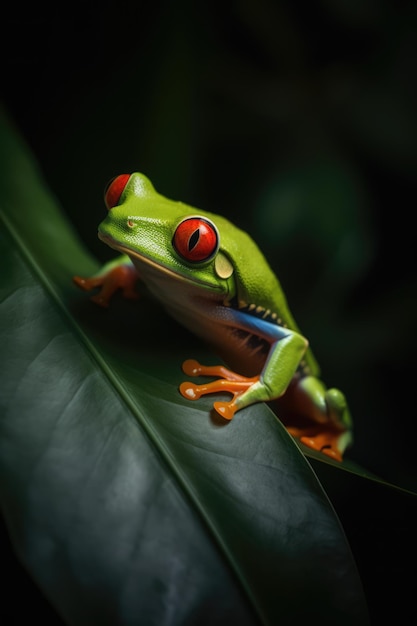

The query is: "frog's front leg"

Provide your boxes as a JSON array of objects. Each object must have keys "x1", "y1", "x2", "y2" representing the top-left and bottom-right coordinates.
[
  {"x1": 179, "y1": 309, "x2": 308, "y2": 420},
  {"x1": 73, "y1": 255, "x2": 139, "y2": 307}
]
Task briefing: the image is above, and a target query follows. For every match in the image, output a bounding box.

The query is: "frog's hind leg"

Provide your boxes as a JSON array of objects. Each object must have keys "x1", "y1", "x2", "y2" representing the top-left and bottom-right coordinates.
[{"x1": 281, "y1": 376, "x2": 353, "y2": 461}]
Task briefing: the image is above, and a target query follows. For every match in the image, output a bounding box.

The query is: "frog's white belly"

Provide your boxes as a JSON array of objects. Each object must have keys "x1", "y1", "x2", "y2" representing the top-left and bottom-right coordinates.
[
  {"x1": 134, "y1": 255, "x2": 228, "y2": 332},
  {"x1": 132, "y1": 257, "x2": 268, "y2": 375}
]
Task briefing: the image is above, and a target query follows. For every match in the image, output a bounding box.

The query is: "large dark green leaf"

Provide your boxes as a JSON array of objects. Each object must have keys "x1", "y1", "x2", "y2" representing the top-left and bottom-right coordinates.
[{"x1": 0, "y1": 109, "x2": 369, "y2": 625}]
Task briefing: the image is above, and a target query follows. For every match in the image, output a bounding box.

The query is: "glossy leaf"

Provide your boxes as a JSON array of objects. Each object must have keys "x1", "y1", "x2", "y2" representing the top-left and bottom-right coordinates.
[{"x1": 0, "y1": 109, "x2": 369, "y2": 625}]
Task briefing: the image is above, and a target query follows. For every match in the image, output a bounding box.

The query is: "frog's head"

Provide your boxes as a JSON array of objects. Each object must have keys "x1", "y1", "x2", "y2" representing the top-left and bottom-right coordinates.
[{"x1": 98, "y1": 172, "x2": 236, "y2": 298}]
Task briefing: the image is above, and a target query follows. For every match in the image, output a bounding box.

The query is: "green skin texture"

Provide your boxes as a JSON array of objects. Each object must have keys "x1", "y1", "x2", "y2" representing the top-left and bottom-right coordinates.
[{"x1": 91, "y1": 173, "x2": 352, "y2": 458}]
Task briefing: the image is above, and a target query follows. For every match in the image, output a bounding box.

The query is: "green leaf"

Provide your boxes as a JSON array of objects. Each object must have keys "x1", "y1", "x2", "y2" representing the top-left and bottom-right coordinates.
[{"x1": 0, "y1": 108, "x2": 369, "y2": 625}]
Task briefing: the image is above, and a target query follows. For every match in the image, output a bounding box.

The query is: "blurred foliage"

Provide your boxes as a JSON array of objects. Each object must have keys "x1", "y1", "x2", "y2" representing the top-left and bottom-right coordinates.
[{"x1": 3, "y1": 0, "x2": 416, "y2": 487}]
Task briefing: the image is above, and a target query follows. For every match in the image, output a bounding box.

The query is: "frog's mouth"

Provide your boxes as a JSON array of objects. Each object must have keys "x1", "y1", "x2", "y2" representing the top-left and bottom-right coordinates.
[{"x1": 98, "y1": 232, "x2": 224, "y2": 292}]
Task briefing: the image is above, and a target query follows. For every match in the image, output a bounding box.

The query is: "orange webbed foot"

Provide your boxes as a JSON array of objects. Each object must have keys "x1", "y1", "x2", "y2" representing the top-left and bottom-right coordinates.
[
  {"x1": 73, "y1": 264, "x2": 139, "y2": 307},
  {"x1": 180, "y1": 360, "x2": 259, "y2": 420},
  {"x1": 299, "y1": 436, "x2": 342, "y2": 462},
  {"x1": 285, "y1": 425, "x2": 345, "y2": 462}
]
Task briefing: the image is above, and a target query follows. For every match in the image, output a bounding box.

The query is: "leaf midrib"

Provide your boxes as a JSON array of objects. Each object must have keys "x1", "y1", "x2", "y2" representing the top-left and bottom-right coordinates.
[{"x1": 0, "y1": 206, "x2": 268, "y2": 625}]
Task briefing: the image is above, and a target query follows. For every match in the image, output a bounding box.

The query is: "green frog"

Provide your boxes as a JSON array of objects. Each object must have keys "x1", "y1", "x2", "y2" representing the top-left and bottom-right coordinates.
[{"x1": 74, "y1": 173, "x2": 352, "y2": 461}]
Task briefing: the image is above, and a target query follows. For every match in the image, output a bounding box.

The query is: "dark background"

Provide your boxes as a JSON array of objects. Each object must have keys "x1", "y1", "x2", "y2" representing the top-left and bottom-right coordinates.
[{"x1": 1, "y1": 1, "x2": 416, "y2": 621}]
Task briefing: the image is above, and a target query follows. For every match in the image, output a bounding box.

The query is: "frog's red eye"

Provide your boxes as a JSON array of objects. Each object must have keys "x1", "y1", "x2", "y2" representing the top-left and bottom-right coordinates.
[
  {"x1": 104, "y1": 174, "x2": 131, "y2": 210},
  {"x1": 173, "y1": 217, "x2": 219, "y2": 263}
]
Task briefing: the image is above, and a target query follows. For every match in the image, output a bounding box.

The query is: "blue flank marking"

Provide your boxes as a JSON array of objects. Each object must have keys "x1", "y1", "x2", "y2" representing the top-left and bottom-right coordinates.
[{"x1": 226, "y1": 307, "x2": 291, "y2": 341}]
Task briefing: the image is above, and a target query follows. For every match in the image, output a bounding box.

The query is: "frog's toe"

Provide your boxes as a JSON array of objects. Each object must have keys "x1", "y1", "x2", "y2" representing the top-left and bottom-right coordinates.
[
  {"x1": 182, "y1": 360, "x2": 203, "y2": 377},
  {"x1": 300, "y1": 435, "x2": 343, "y2": 462},
  {"x1": 300, "y1": 436, "x2": 322, "y2": 452},
  {"x1": 179, "y1": 382, "x2": 202, "y2": 400},
  {"x1": 213, "y1": 401, "x2": 237, "y2": 421},
  {"x1": 73, "y1": 275, "x2": 88, "y2": 290},
  {"x1": 320, "y1": 446, "x2": 342, "y2": 462}
]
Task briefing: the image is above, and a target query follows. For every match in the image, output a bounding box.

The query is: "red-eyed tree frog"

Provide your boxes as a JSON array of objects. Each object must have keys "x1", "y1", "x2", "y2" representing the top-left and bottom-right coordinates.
[{"x1": 74, "y1": 173, "x2": 352, "y2": 461}]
